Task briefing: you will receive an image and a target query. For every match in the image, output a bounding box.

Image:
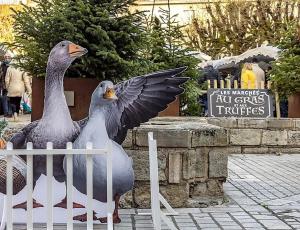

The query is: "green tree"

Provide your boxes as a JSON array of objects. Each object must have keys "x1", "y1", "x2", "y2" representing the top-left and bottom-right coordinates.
[
  {"x1": 186, "y1": 0, "x2": 300, "y2": 59},
  {"x1": 270, "y1": 23, "x2": 300, "y2": 98},
  {"x1": 11, "y1": 0, "x2": 145, "y2": 80},
  {"x1": 141, "y1": 8, "x2": 201, "y2": 116}
]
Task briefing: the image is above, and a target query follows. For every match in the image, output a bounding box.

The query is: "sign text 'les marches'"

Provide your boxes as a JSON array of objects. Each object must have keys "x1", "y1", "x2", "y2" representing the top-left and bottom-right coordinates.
[{"x1": 208, "y1": 89, "x2": 273, "y2": 118}]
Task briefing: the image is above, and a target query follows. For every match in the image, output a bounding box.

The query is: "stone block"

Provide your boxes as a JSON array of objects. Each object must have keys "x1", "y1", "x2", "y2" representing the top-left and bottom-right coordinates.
[
  {"x1": 160, "y1": 183, "x2": 190, "y2": 208},
  {"x1": 207, "y1": 180, "x2": 224, "y2": 196},
  {"x1": 182, "y1": 150, "x2": 196, "y2": 180},
  {"x1": 135, "y1": 128, "x2": 191, "y2": 148},
  {"x1": 287, "y1": 131, "x2": 300, "y2": 146},
  {"x1": 242, "y1": 147, "x2": 269, "y2": 154},
  {"x1": 207, "y1": 118, "x2": 238, "y2": 128},
  {"x1": 194, "y1": 148, "x2": 209, "y2": 179},
  {"x1": 133, "y1": 182, "x2": 189, "y2": 208},
  {"x1": 191, "y1": 182, "x2": 207, "y2": 196},
  {"x1": 168, "y1": 152, "x2": 182, "y2": 183},
  {"x1": 133, "y1": 182, "x2": 151, "y2": 208},
  {"x1": 192, "y1": 126, "x2": 228, "y2": 147},
  {"x1": 230, "y1": 129, "x2": 261, "y2": 145},
  {"x1": 237, "y1": 118, "x2": 267, "y2": 129},
  {"x1": 208, "y1": 148, "x2": 228, "y2": 178},
  {"x1": 268, "y1": 147, "x2": 300, "y2": 154},
  {"x1": 127, "y1": 149, "x2": 167, "y2": 181},
  {"x1": 227, "y1": 147, "x2": 242, "y2": 154},
  {"x1": 119, "y1": 190, "x2": 133, "y2": 208},
  {"x1": 267, "y1": 119, "x2": 294, "y2": 129},
  {"x1": 295, "y1": 120, "x2": 300, "y2": 130},
  {"x1": 262, "y1": 130, "x2": 287, "y2": 146},
  {"x1": 122, "y1": 129, "x2": 133, "y2": 148}
]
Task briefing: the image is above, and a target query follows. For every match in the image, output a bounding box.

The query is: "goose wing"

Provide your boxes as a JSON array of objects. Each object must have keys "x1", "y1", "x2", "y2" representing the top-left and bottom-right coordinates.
[
  {"x1": 9, "y1": 120, "x2": 39, "y2": 149},
  {"x1": 79, "y1": 67, "x2": 188, "y2": 144},
  {"x1": 109, "y1": 67, "x2": 188, "y2": 144}
]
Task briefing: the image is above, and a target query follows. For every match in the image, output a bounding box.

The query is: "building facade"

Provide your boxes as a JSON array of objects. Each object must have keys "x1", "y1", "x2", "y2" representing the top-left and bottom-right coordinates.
[{"x1": 131, "y1": 0, "x2": 220, "y2": 23}]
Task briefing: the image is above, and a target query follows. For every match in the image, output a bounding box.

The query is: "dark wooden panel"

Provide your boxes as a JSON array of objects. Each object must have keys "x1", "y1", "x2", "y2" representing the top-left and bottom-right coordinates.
[
  {"x1": 32, "y1": 78, "x2": 100, "y2": 121},
  {"x1": 32, "y1": 78, "x2": 180, "y2": 122},
  {"x1": 288, "y1": 93, "x2": 300, "y2": 118}
]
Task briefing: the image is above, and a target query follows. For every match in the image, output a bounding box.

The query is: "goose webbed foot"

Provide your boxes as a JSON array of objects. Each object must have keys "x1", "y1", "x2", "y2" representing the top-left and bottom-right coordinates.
[
  {"x1": 13, "y1": 199, "x2": 44, "y2": 210},
  {"x1": 73, "y1": 212, "x2": 98, "y2": 222},
  {"x1": 98, "y1": 213, "x2": 121, "y2": 224},
  {"x1": 99, "y1": 194, "x2": 121, "y2": 223},
  {"x1": 54, "y1": 197, "x2": 85, "y2": 209}
]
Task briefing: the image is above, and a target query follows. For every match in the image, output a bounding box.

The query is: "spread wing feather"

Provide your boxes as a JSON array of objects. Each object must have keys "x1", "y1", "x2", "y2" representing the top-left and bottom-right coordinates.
[{"x1": 78, "y1": 67, "x2": 188, "y2": 144}]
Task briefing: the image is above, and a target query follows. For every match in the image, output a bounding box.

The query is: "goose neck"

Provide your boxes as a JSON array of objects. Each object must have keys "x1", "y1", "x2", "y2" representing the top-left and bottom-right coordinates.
[{"x1": 42, "y1": 65, "x2": 70, "y2": 120}]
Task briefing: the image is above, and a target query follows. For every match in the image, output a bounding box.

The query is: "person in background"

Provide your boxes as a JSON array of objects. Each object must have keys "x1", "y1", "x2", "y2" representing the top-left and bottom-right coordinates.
[
  {"x1": 252, "y1": 58, "x2": 265, "y2": 88},
  {"x1": 0, "y1": 51, "x2": 13, "y2": 117},
  {"x1": 199, "y1": 63, "x2": 223, "y2": 88},
  {"x1": 241, "y1": 63, "x2": 256, "y2": 89},
  {"x1": 5, "y1": 67, "x2": 32, "y2": 121},
  {"x1": 198, "y1": 63, "x2": 223, "y2": 116},
  {"x1": 230, "y1": 62, "x2": 241, "y2": 88}
]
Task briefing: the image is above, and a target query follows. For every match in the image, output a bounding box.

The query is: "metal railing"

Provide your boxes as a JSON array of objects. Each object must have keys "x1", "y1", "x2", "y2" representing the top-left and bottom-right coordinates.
[{"x1": 0, "y1": 141, "x2": 114, "y2": 230}]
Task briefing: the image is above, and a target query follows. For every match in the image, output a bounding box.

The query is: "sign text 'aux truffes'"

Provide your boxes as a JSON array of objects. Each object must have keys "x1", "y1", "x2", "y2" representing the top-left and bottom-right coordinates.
[{"x1": 208, "y1": 89, "x2": 273, "y2": 118}]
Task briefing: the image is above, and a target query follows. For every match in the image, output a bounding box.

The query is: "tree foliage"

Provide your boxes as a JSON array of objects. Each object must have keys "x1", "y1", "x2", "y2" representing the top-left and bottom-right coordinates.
[
  {"x1": 140, "y1": 8, "x2": 201, "y2": 116},
  {"x1": 186, "y1": 0, "x2": 300, "y2": 58},
  {"x1": 0, "y1": 5, "x2": 22, "y2": 44},
  {"x1": 10, "y1": 0, "x2": 145, "y2": 80},
  {"x1": 270, "y1": 23, "x2": 300, "y2": 97},
  {"x1": 10, "y1": 0, "x2": 201, "y2": 115}
]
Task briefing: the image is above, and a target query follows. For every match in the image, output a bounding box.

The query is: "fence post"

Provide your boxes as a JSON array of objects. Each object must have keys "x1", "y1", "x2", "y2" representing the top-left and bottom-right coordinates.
[
  {"x1": 6, "y1": 142, "x2": 13, "y2": 230},
  {"x1": 207, "y1": 80, "x2": 211, "y2": 89},
  {"x1": 66, "y1": 142, "x2": 73, "y2": 230},
  {"x1": 0, "y1": 196, "x2": 5, "y2": 230},
  {"x1": 226, "y1": 79, "x2": 231, "y2": 89},
  {"x1": 46, "y1": 142, "x2": 53, "y2": 230},
  {"x1": 106, "y1": 140, "x2": 113, "y2": 230},
  {"x1": 213, "y1": 80, "x2": 218, "y2": 89},
  {"x1": 27, "y1": 142, "x2": 33, "y2": 230},
  {"x1": 86, "y1": 142, "x2": 94, "y2": 230},
  {"x1": 220, "y1": 80, "x2": 224, "y2": 89},
  {"x1": 148, "y1": 132, "x2": 161, "y2": 230}
]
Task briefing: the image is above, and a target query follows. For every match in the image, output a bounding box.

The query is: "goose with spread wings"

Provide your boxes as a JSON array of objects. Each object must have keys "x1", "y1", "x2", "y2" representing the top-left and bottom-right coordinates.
[{"x1": 65, "y1": 73, "x2": 188, "y2": 223}]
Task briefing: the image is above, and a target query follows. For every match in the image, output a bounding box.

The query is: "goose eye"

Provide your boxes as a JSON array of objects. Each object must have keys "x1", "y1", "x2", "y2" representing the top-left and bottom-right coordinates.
[{"x1": 61, "y1": 43, "x2": 66, "y2": 47}]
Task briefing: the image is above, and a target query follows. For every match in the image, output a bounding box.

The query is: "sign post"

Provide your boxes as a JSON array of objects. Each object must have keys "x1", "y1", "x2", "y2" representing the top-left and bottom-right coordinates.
[{"x1": 208, "y1": 89, "x2": 274, "y2": 118}]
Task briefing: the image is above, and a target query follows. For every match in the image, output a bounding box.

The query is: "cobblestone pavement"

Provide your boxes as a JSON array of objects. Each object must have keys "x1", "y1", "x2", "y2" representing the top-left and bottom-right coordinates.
[{"x1": 12, "y1": 154, "x2": 300, "y2": 229}]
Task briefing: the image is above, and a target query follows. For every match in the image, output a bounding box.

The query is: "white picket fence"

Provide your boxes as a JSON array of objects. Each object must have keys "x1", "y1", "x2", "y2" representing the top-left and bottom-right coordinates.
[
  {"x1": 0, "y1": 133, "x2": 179, "y2": 230},
  {"x1": 141, "y1": 132, "x2": 179, "y2": 230},
  {"x1": 0, "y1": 141, "x2": 114, "y2": 230}
]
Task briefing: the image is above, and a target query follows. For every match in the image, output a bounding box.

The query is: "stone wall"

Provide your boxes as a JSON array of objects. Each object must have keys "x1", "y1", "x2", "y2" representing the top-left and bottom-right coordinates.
[
  {"x1": 121, "y1": 117, "x2": 228, "y2": 208},
  {"x1": 207, "y1": 118, "x2": 300, "y2": 154}
]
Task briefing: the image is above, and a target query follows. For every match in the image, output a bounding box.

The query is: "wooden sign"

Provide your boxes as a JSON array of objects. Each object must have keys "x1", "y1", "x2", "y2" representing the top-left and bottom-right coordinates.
[{"x1": 208, "y1": 89, "x2": 274, "y2": 118}]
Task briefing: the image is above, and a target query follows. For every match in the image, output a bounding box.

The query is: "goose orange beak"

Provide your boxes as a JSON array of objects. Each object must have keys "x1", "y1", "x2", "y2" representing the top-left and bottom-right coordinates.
[
  {"x1": 68, "y1": 43, "x2": 88, "y2": 57},
  {"x1": 103, "y1": 88, "x2": 118, "y2": 100}
]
